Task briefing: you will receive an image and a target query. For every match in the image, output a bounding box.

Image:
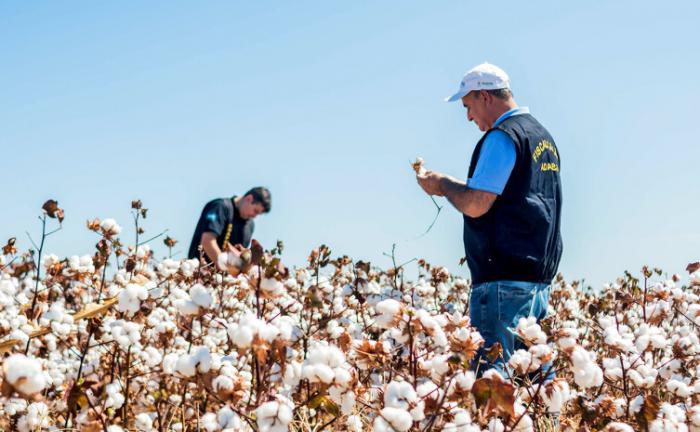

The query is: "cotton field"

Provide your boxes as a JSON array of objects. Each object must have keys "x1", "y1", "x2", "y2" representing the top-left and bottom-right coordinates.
[{"x1": 0, "y1": 201, "x2": 699, "y2": 431}]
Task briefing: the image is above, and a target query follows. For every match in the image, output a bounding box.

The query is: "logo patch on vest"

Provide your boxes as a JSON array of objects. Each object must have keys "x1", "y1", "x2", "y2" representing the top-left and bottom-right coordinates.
[{"x1": 532, "y1": 139, "x2": 559, "y2": 172}]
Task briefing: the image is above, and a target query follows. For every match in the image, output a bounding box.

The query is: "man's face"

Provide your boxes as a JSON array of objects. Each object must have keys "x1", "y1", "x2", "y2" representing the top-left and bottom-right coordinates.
[
  {"x1": 461, "y1": 91, "x2": 489, "y2": 132},
  {"x1": 240, "y1": 195, "x2": 265, "y2": 220}
]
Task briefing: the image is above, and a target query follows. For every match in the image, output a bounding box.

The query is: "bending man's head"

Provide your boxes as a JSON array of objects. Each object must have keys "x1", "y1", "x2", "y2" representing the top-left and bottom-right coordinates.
[
  {"x1": 238, "y1": 186, "x2": 272, "y2": 219},
  {"x1": 445, "y1": 62, "x2": 517, "y2": 132}
]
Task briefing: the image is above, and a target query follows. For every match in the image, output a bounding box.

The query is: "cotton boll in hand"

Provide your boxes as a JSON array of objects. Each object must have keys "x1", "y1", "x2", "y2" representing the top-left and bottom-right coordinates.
[{"x1": 217, "y1": 252, "x2": 243, "y2": 274}]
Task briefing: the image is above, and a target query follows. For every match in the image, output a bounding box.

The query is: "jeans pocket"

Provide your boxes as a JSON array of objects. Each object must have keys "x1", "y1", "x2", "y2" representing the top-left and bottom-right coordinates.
[{"x1": 497, "y1": 282, "x2": 537, "y2": 324}]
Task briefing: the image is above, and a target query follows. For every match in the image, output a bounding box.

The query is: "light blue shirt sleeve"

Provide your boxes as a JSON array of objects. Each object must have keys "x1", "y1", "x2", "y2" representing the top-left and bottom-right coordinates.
[{"x1": 467, "y1": 130, "x2": 516, "y2": 195}]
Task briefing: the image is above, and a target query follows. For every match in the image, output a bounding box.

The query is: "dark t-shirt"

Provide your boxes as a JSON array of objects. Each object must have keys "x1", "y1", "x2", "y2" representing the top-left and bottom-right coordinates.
[{"x1": 187, "y1": 197, "x2": 255, "y2": 260}]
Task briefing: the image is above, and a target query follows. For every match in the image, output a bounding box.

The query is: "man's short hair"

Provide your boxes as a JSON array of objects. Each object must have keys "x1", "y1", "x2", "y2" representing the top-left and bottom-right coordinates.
[
  {"x1": 484, "y1": 88, "x2": 513, "y2": 100},
  {"x1": 244, "y1": 186, "x2": 272, "y2": 213}
]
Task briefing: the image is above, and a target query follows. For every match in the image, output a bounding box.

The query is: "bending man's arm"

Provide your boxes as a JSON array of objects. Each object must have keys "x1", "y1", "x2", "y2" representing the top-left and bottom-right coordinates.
[
  {"x1": 438, "y1": 174, "x2": 497, "y2": 218},
  {"x1": 200, "y1": 232, "x2": 223, "y2": 264}
]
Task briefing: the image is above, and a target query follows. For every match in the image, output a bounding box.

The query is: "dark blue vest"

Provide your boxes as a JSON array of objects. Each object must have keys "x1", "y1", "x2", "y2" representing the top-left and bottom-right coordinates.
[{"x1": 463, "y1": 113, "x2": 563, "y2": 284}]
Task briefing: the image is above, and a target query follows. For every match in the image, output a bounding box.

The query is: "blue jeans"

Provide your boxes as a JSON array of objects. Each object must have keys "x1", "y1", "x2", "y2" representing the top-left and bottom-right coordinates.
[{"x1": 469, "y1": 280, "x2": 554, "y2": 381}]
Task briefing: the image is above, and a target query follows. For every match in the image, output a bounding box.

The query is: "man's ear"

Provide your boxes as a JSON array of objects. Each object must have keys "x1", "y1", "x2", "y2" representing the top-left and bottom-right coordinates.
[{"x1": 243, "y1": 194, "x2": 254, "y2": 204}]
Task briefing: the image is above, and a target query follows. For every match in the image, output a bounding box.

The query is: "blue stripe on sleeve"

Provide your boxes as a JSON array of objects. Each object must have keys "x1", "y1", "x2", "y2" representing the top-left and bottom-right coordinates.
[{"x1": 467, "y1": 130, "x2": 517, "y2": 195}]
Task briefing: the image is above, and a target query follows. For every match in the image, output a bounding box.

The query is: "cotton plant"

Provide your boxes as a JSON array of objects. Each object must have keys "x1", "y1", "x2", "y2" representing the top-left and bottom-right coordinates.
[{"x1": 2, "y1": 203, "x2": 700, "y2": 430}]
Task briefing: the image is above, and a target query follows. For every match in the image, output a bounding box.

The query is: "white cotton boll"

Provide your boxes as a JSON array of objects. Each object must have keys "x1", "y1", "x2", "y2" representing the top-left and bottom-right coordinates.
[
  {"x1": 629, "y1": 363, "x2": 657, "y2": 388},
  {"x1": 334, "y1": 367, "x2": 352, "y2": 386},
  {"x1": 200, "y1": 413, "x2": 219, "y2": 432},
  {"x1": 175, "y1": 355, "x2": 197, "y2": 377},
  {"x1": 190, "y1": 284, "x2": 213, "y2": 308},
  {"x1": 217, "y1": 252, "x2": 242, "y2": 271},
  {"x1": 454, "y1": 370, "x2": 476, "y2": 392},
  {"x1": 509, "y1": 349, "x2": 533, "y2": 375},
  {"x1": 181, "y1": 259, "x2": 199, "y2": 277},
  {"x1": 384, "y1": 381, "x2": 417, "y2": 410},
  {"x1": 313, "y1": 364, "x2": 336, "y2": 384},
  {"x1": 375, "y1": 299, "x2": 402, "y2": 328},
  {"x1": 603, "y1": 357, "x2": 624, "y2": 381},
  {"x1": 603, "y1": 423, "x2": 635, "y2": 432},
  {"x1": 217, "y1": 406, "x2": 241, "y2": 429},
  {"x1": 256, "y1": 399, "x2": 293, "y2": 432},
  {"x1": 213, "y1": 375, "x2": 234, "y2": 393},
  {"x1": 347, "y1": 415, "x2": 363, "y2": 432},
  {"x1": 556, "y1": 327, "x2": 579, "y2": 349},
  {"x1": 174, "y1": 298, "x2": 201, "y2": 316},
  {"x1": 649, "y1": 403, "x2": 688, "y2": 432},
  {"x1": 143, "y1": 346, "x2": 163, "y2": 368},
  {"x1": 105, "y1": 382, "x2": 125, "y2": 409},
  {"x1": 660, "y1": 359, "x2": 682, "y2": 380},
  {"x1": 229, "y1": 325, "x2": 254, "y2": 348},
  {"x1": 379, "y1": 407, "x2": 413, "y2": 432},
  {"x1": 667, "y1": 378, "x2": 693, "y2": 398},
  {"x1": 516, "y1": 316, "x2": 547, "y2": 345},
  {"x1": 260, "y1": 278, "x2": 284, "y2": 297},
  {"x1": 193, "y1": 346, "x2": 212, "y2": 373},
  {"x1": 570, "y1": 346, "x2": 604, "y2": 389},
  {"x1": 488, "y1": 418, "x2": 505, "y2": 432},
  {"x1": 2, "y1": 354, "x2": 47, "y2": 396},
  {"x1": 542, "y1": 380, "x2": 570, "y2": 413},
  {"x1": 163, "y1": 353, "x2": 178, "y2": 374},
  {"x1": 283, "y1": 361, "x2": 302, "y2": 387},
  {"x1": 16, "y1": 402, "x2": 49, "y2": 432},
  {"x1": 135, "y1": 413, "x2": 154, "y2": 431},
  {"x1": 419, "y1": 354, "x2": 450, "y2": 380},
  {"x1": 689, "y1": 406, "x2": 700, "y2": 429},
  {"x1": 629, "y1": 396, "x2": 644, "y2": 414},
  {"x1": 100, "y1": 218, "x2": 122, "y2": 236},
  {"x1": 373, "y1": 416, "x2": 392, "y2": 432},
  {"x1": 107, "y1": 426, "x2": 124, "y2": 432},
  {"x1": 117, "y1": 284, "x2": 148, "y2": 316},
  {"x1": 4, "y1": 398, "x2": 28, "y2": 416},
  {"x1": 340, "y1": 391, "x2": 356, "y2": 416}
]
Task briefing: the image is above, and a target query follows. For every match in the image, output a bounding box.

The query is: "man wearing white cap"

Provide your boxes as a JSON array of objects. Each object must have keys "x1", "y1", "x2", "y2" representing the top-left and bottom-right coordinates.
[{"x1": 416, "y1": 63, "x2": 563, "y2": 380}]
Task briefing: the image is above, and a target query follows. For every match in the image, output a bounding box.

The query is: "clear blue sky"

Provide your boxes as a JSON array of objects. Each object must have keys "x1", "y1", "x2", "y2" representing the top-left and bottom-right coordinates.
[{"x1": 2, "y1": 1, "x2": 699, "y2": 288}]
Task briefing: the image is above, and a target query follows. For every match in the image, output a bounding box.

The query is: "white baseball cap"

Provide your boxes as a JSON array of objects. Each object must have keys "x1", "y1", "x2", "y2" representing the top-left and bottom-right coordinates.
[{"x1": 445, "y1": 62, "x2": 510, "y2": 102}]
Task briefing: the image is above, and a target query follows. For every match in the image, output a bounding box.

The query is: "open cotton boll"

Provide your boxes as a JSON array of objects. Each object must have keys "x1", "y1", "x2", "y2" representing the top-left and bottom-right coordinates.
[
  {"x1": 117, "y1": 283, "x2": 149, "y2": 316},
  {"x1": 190, "y1": 284, "x2": 213, "y2": 308},
  {"x1": 541, "y1": 379, "x2": 571, "y2": 413},
  {"x1": 174, "y1": 298, "x2": 200, "y2": 316},
  {"x1": 508, "y1": 349, "x2": 533, "y2": 375},
  {"x1": 100, "y1": 218, "x2": 122, "y2": 236},
  {"x1": 375, "y1": 299, "x2": 402, "y2": 329},
  {"x1": 105, "y1": 382, "x2": 125, "y2": 410},
  {"x1": 516, "y1": 316, "x2": 547, "y2": 346},
  {"x1": 260, "y1": 278, "x2": 285, "y2": 297},
  {"x1": 2, "y1": 354, "x2": 47, "y2": 396},
  {"x1": 570, "y1": 345, "x2": 604, "y2": 388},
  {"x1": 256, "y1": 399, "x2": 293, "y2": 432},
  {"x1": 346, "y1": 415, "x2": 363, "y2": 432},
  {"x1": 16, "y1": 402, "x2": 49, "y2": 432},
  {"x1": 217, "y1": 252, "x2": 242, "y2": 271},
  {"x1": 603, "y1": 423, "x2": 635, "y2": 432},
  {"x1": 135, "y1": 413, "x2": 155, "y2": 431},
  {"x1": 217, "y1": 406, "x2": 242, "y2": 429},
  {"x1": 384, "y1": 380, "x2": 418, "y2": 410},
  {"x1": 107, "y1": 426, "x2": 124, "y2": 432},
  {"x1": 199, "y1": 413, "x2": 219, "y2": 432},
  {"x1": 375, "y1": 407, "x2": 413, "y2": 432}
]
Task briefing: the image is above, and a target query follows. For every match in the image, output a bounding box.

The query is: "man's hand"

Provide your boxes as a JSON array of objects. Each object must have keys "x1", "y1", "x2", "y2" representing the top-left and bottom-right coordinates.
[{"x1": 416, "y1": 170, "x2": 446, "y2": 197}]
